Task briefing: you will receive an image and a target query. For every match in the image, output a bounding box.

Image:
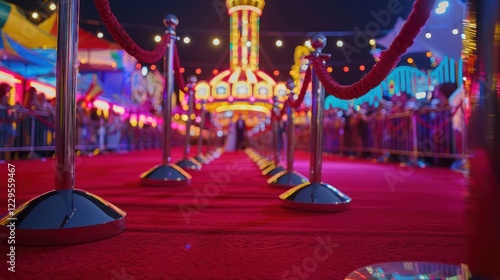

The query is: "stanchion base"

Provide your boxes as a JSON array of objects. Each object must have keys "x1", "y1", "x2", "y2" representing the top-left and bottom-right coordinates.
[
  {"x1": 344, "y1": 261, "x2": 469, "y2": 280},
  {"x1": 256, "y1": 157, "x2": 270, "y2": 166},
  {"x1": 140, "y1": 163, "x2": 191, "y2": 186},
  {"x1": 195, "y1": 154, "x2": 210, "y2": 164},
  {"x1": 267, "y1": 170, "x2": 309, "y2": 187},
  {"x1": 176, "y1": 157, "x2": 202, "y2": 171},
  {"x1": 0, "y1": 189, "x2": 126, "y2": 246},
  {"x1": 279, "y1": 182, "x2": 351, "y2": 212},
  {"x1": 262, "y1": 165, "x2": 286, "y2": 176}
]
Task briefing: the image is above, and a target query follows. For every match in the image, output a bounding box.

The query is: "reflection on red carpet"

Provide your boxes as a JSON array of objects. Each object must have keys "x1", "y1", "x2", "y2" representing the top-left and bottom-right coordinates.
[{"x1": 0, "y1": 149, "x2": 467, "y2": 279}]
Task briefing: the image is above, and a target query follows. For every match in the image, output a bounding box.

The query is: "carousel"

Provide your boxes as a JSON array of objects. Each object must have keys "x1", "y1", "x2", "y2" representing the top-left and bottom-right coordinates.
[{"x1": 193, "y1": 0, "x2": 287, "y2": 129}]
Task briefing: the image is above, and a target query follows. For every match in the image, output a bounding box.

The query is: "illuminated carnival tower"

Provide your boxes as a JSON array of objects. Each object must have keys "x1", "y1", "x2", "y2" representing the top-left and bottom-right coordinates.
[{"x1": 195, "y1": 0, "x2": 287, "y2": 126}]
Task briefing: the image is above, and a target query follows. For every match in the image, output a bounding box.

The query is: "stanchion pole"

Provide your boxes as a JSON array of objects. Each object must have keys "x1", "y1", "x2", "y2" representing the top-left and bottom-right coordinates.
[
  {"x1": 195, "y1": 100, "x2": 210, "y2": 164},
  {"x1": 0, "y1": 0, "x2": 126, "y2": 246},
  {"x1": 268, "y1": 80, "x2": 309, "y2": 187},
  {"x1": 140, "y1": 14, "x2": 191, "y2": 186},
  {"x1": 262, "y1": 97, "x2": 286, "y2": 176},
  {"x1": 464, "y1": 0, "x2": 500, "y2": 278},
  {"x1": 278, "y1": 34, "x2": 351, "y2": 212},
  {"x1": 176, "y1": 76, "x2": 202, "y2": 171}
]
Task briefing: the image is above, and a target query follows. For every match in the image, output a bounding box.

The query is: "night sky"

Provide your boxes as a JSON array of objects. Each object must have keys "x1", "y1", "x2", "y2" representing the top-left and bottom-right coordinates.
[{"x1": 11, "y1": 0, "x2": 423, "y2": 84}]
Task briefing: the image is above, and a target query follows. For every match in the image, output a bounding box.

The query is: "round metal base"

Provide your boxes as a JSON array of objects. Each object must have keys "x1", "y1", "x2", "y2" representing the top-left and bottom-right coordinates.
[
  {"x1": 140, "y1": 163, "x2": 191, "y2": 186},
  {"x1": 267, "y1": 170, "x2": 309, "y2": 187},
  {"x1": 258, "y1": 160, "x2": 274, "y2": 170},
  {"x1": 279, "y1": 182, "x2": 351, "y2": 212},
  {"x1": 344, "y1": 261, "x2": 469, "y2": 280},
  {"x1": 176, "y1": 157, "x2": 202, "y2": 171},
  {"x1": 195, "y1": 154, "x2": 210, "y2": 164},
  {"x1": 0, "y1": 189, "x2": 126, "y2": 246},
  {"x1": 262, "y1": 165, "x2": 286, "y2": 177},
  {"x1": 256, "y1": 158, "x2": 270, "y2": 166}
]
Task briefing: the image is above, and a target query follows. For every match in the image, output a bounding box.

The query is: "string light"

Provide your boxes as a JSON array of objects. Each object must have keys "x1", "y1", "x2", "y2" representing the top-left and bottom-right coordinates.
[{"x1": 183, "y1": 37, "x2": 191, "y2": 44}]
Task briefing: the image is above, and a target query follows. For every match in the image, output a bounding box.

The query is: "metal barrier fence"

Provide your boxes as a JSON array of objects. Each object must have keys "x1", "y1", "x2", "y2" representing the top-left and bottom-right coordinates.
[
  {"x1": 296, "y1": 105, "x2": 466, "y2": 166},
  {"x1": 0, "y1": 105, "x2": 180, "y2": 160}
]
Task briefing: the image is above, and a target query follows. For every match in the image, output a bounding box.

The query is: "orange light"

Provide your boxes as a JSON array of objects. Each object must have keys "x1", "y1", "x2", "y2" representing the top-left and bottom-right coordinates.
[
  {"x1": 135, "y1": 63, "x2": 141, "y2": 69},
  {"x1": 359, "y1": 65, "x2": 365, "y2": 71},
  {"x1": 426, "y1": 52, "x2": 432, "y2": 58},
  {"x1": 407, "y1": 58, "x2": 414, "y2": 64},
  {"x1": 327, "y1": 67, "x2": 333, "y2": 73},
  {"x1": 273, "y1": 70, "x2": 279, "y2": 76},
  {"x1": 180, "y1": 67, "x2": 185, "y2": 73},
  {"x1": 195, "y1": 68, "x2": 202, "y2": 75},
  {"x1": 150, "y1": 65, "x2": 157, "y2": 71},
  {"x1": 343, "y1": 66, "x2": 349, "y2": 72},
  {"x1": 213, "y1": 69, "x2": 219, "y2": 75}
]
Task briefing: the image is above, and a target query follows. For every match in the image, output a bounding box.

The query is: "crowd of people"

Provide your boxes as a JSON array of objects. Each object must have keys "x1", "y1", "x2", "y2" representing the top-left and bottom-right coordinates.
[{"x1": 0, "y1": 85, "x2": 165, "y2": 161}]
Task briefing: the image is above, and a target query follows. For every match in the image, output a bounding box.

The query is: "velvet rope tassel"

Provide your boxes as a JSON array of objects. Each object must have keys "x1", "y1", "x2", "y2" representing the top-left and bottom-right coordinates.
[
  {"x1": 93, "y1": 0, "x2": 169, "y2": 63},
  {"x1": 313, "y1": 0, "x2": 436, "y2": 100}
]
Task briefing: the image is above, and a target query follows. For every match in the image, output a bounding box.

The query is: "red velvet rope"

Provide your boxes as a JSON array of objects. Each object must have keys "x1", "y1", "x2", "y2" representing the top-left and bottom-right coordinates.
[
  {"x1": 271, "y1": 66, "x2": 312, "y2": 120},
  {"x1": 93, "y1": 0, "x2": 169, "y2": 63},
  {"x1": 287, "y1": 66, "x2": 312, "y2": 108},
  {"x1": 174, "y1": 45, "x2": 187, "y2": 92},
  {"x1": 313, "y1": 0, "x2": 436, "y2": 100}
]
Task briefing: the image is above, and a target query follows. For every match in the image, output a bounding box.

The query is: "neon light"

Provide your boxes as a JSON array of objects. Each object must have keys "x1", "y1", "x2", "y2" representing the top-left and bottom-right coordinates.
[
  {"x1": 212, "y1": 82, "x2": 230, "y2": 99},
  {"x1": 228, "y1": 6, "x2": 262, "y2": 16},
  {"x1": 228, "y1": 68, "x2": 242, "y2": 83},
  {"x1": 195, "y1": 81, "x2": 211, "y2": 100},
  {"x1": 250, "y1": 12, "x2": 259, "y2": 70},
  {"x1": 129, "y1": 114, "x2": 138, "y2": 127},
  {"x1": 209, "y1": 70, "x2": 231, "y2": 86},
  {"x1": 253, "y1": 82, "x2": 271, "y2": 99},
  {"x1": 245, "y1": 68, "x2": 257, "y2": 83},
  {"x1": 112, "y1": 105, "x2": 125, "y2": 115},
  {"x1": 215, "y1": 104, "x2": 269, "y2": 114},
  {"x1": 29, "y1": 81, "x2": 56, "y2": 99},
  {"x1": 230, "y1": 12, "x2": 239, "y2": 69},
  {"x1": 241, "y1": 10, "x2": 249, "y2": 67},
  {"x1": 232, "y1": 81, "x2": 251, "y2": 98},
  {"x1": 92, "y1": 99, "x2": 110, "y2": 111}
]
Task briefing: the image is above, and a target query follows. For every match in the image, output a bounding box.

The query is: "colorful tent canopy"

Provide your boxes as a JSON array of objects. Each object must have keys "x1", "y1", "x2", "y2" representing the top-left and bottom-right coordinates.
[{"x1": 0, "y1": 0, "x2": 56, "y2": 48}]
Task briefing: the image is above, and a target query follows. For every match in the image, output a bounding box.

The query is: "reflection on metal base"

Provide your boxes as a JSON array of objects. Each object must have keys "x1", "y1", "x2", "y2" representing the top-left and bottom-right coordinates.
[
  {"x1": 258, "y1": 160, "x2": 274, "y2": 171},
  {"x1": 261, "y1": 165, "x2": 285, "y2": 177},
  {"x1": 344, "y1": 261, "x2": 470, "y2": 280},
  {"x1": 256, "y1": 158, "x2": 270, "y2": 166},
  {"x1": 195, "y1": 154, "x2": 210, "y2": 164},
  {"x1": 140, "y1": 164, "x2": 191, "y2": 186},
  {"x1": 176, "y1": 157, "x2": 202, "y2": 171},
  {"x1": 267, "y1": 170, "x2": 309, "y2": 188},
  {"x1": 279, "y1": 182, "x2": 351, "y2": 212},
  {"x1": 0, "y1": 189, "x2": 126, "y2": 246}
]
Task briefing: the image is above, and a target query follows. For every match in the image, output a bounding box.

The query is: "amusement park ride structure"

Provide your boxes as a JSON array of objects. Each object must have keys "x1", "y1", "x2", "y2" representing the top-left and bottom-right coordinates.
[{"x1": 194, "y1": 0, "x2": 287, "y2": 128}]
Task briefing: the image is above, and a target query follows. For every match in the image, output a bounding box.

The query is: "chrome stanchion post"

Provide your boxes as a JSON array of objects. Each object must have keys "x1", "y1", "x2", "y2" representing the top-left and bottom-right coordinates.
[
  {"x1": 262, "y1": 96, "x2": 286, "y2": 176},
  {"x1": 140, "y1": 14, "x2": 191, "y2": 186},
  {"x1": 268, "y1": 80, "x2": 309, "y2": 187},
  {"x1": 195, "y1": 99, "x2": 210, "y2": 164},
  {"x1": 176, "y1": 75, "x2": 202, "y2": 171},
  {"x1": 279, "y1": 34, "x2": 351, "y2": 212},
  {"x1": 0, "y1": 0, "x2": 126, "y2": 246},
  {"x1": 465, "y1": 0, "x2": 500, "y2": 278},
  {"x1": 28, "y1": 114, "x2": 36, "y2": 159}
]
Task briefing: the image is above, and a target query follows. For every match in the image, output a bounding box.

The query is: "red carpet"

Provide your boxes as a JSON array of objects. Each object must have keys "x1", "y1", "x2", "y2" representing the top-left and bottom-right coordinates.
[{"x1": 0, "y1": 149, "x2": 467, "y2": 279}]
